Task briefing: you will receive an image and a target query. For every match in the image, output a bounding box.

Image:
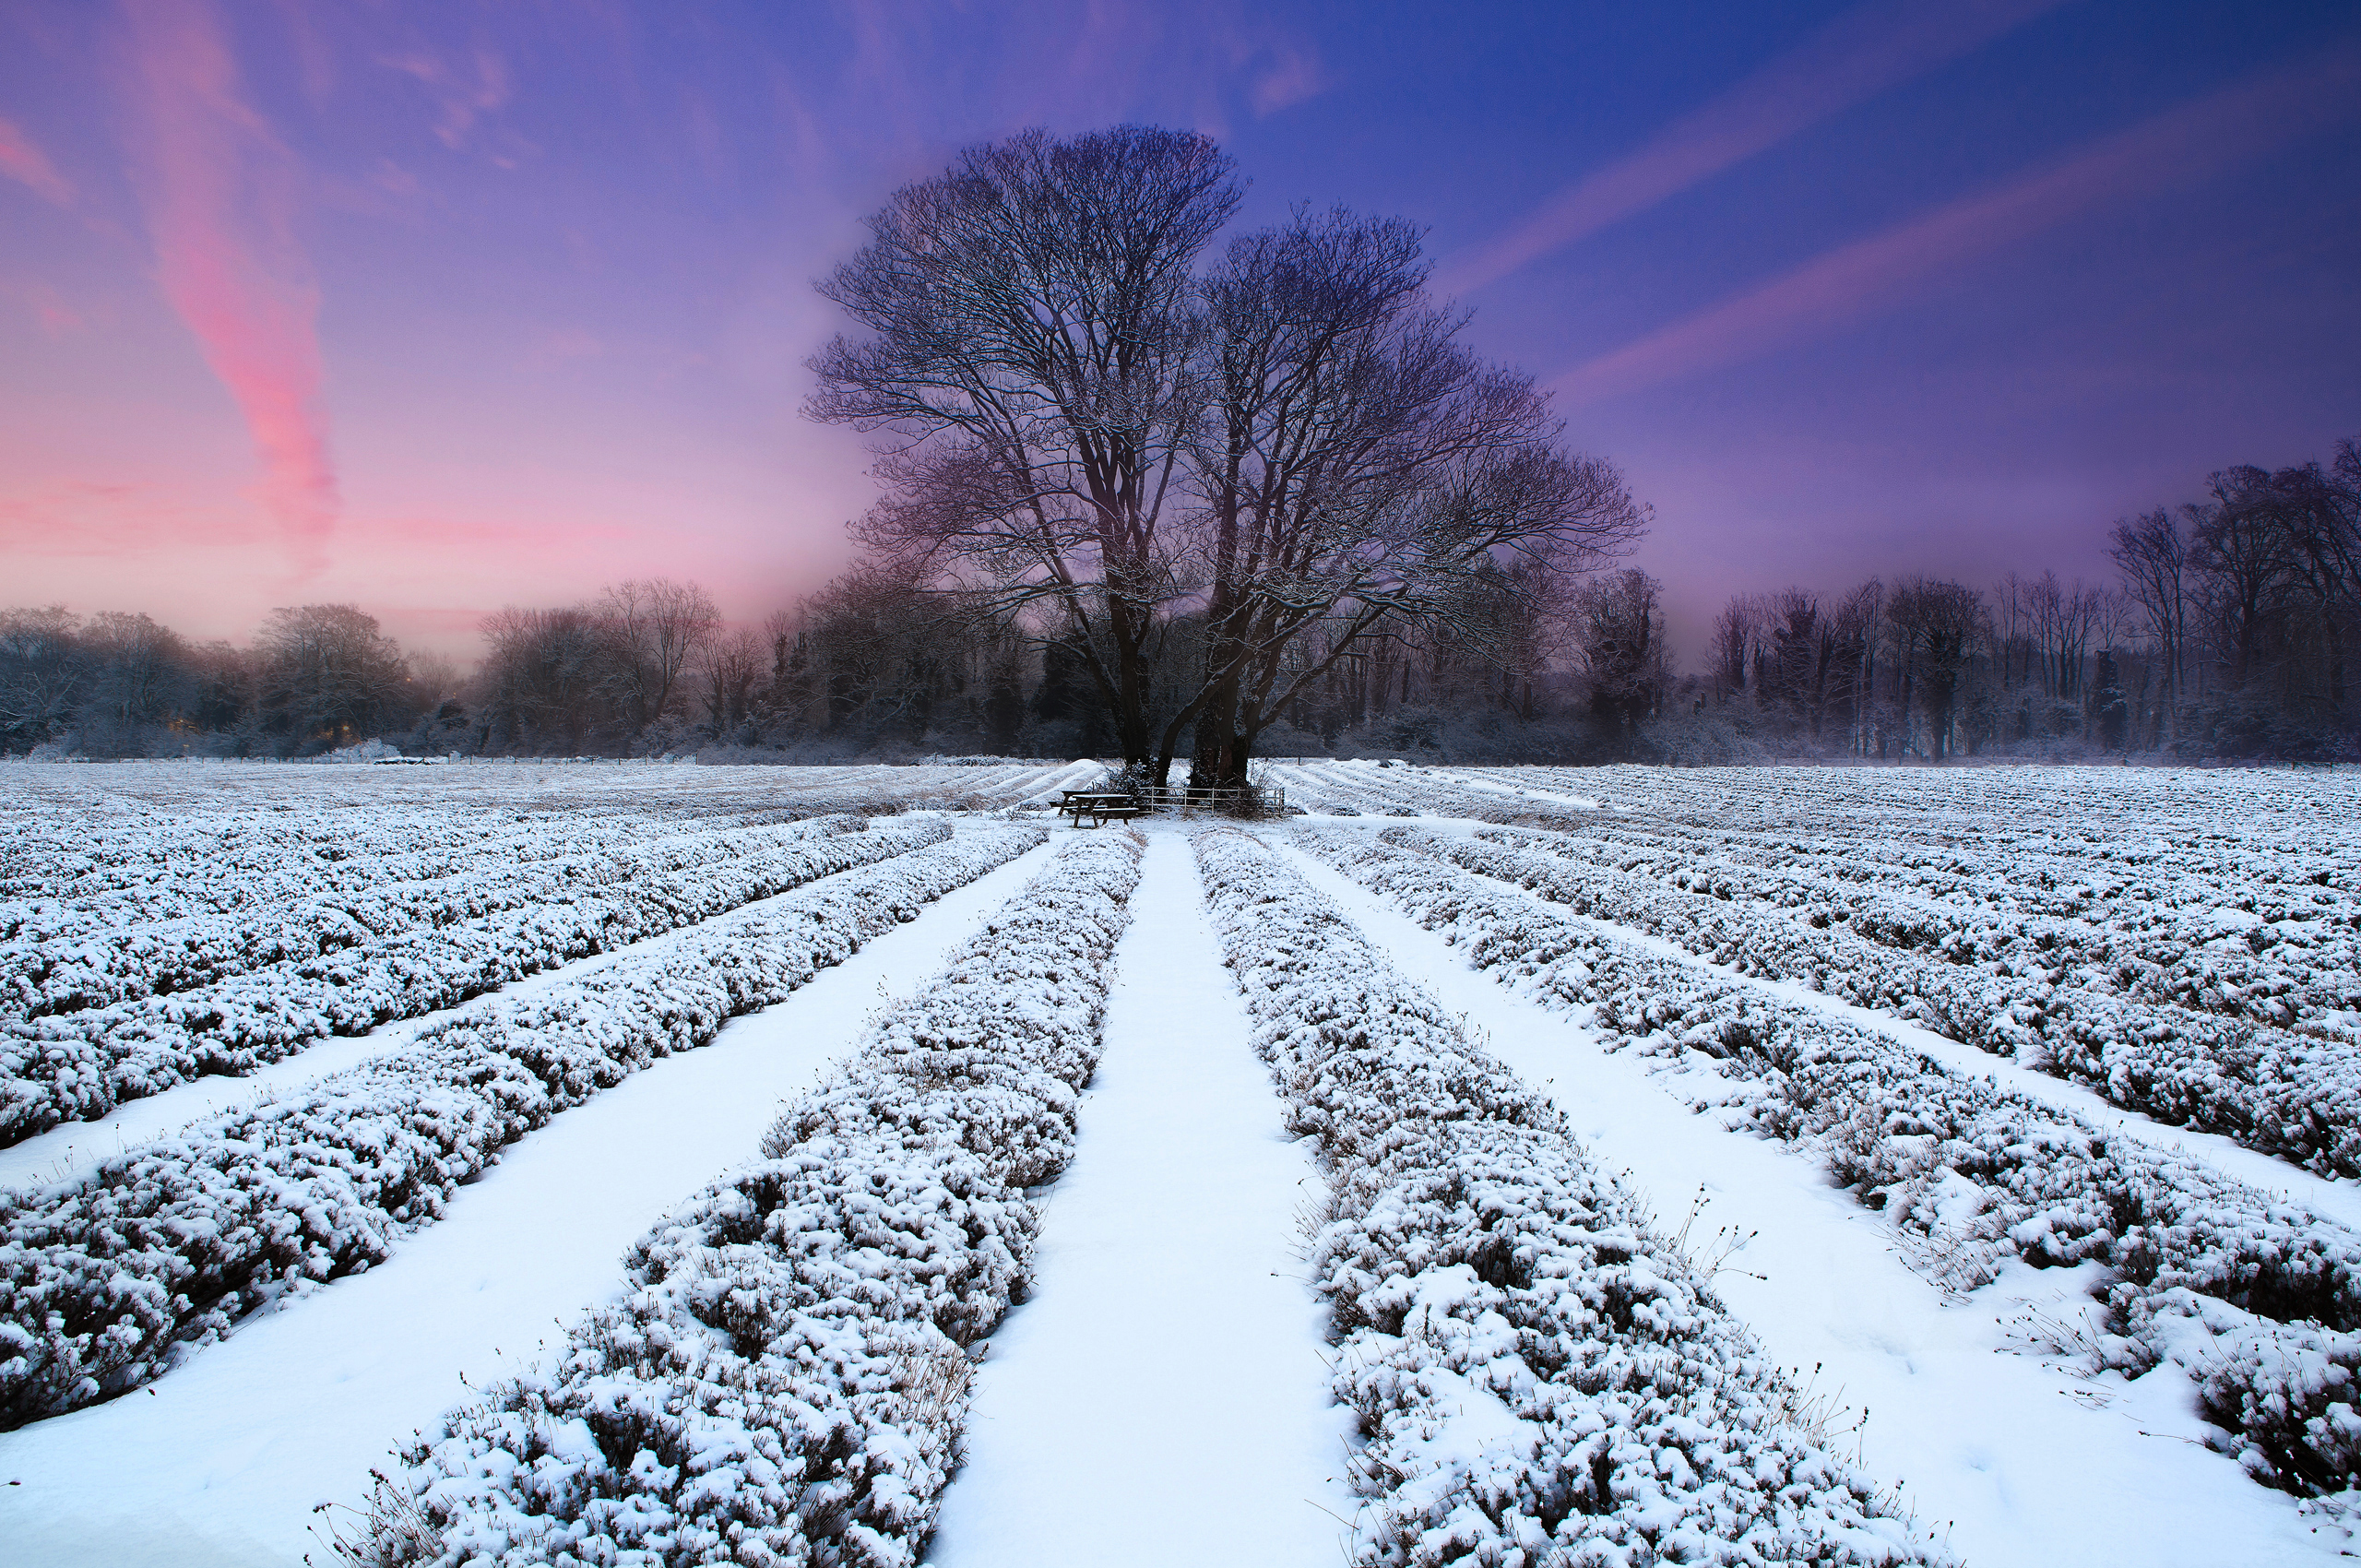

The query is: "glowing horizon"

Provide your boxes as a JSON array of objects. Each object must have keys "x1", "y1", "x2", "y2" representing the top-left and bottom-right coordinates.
[{"x1": 4, "y1": 0, "x2": 2355, "y2": 666}]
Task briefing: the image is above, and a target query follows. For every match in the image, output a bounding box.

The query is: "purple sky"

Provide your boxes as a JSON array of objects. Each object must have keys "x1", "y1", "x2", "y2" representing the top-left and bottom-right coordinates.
[{"x1": 4, "y1": 0, "x2": 2357, "y2": 665}]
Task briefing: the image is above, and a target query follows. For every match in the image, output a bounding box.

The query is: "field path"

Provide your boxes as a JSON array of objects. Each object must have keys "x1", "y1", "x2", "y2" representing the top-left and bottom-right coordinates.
[
  {"x1": 1279, "y1": 837, "x2": 2349, "y2": 1568},
  {"x1": 0, "y1": 837, "x2": 1058, "y2": 1568},
  {"x1": 929, "y1": 829, "x2": 1355, "y2": 1568}
]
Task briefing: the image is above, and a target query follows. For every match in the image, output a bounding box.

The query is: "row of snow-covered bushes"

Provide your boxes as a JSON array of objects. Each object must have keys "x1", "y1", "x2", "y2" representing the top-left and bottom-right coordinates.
[
  {"x1": 1551, "y1": 809, "x2": 2343, "y2": 921},
  {"x1": 1305, "y1": 827, "x2": 2361, "y2": 1501},
  {"x1": 1498, "y1": 822, "x2": 2358, "y2": 1038},
  {"x1": 1518, "y1": 766, "x2": 2361, "y2": 888},
  {"x1": 0, "y1": 816, "x2": 934, "y2": 1147},
  {"x1": 1194, "y1": 829, "x2": 1949, "y2": 1567},
  {"x1": 2, "y1": 806, "x2": 830, "y2": 986},
  {"x1": 1276, "y1": 762, "x2": 1531, "y2": 822},
  {"x1": 363, "y1": 831, "x2": 1144, "y2": 1568},
  {"x1": 1414, "y1": 826, "x2": 2361, "y2": 1179},
  {"x1": 1378, "y1": 765, "x2": 2359, "y2": 917},
  {"x1": 0, "y1": 800, "x2": 697, "y2": 925},
  {"x1": 0, "y1": 824, "x2": 1043, "y2": 1429}
]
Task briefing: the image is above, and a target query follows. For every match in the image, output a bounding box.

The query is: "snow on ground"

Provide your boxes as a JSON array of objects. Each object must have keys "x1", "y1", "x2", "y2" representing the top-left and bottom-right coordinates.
[
  {"x1": 0, "y1": 837, "x2": 1057, "y2": 1568},
  {"x1": 1278, "y1": 836, "x2": 2354, "y2": 1568},
  {"x1": 6, "y1": 761, "x2": 2359, "y2": 1564},
  {"x1": 929, "y1": 828, "x2": 1355, "y2": 1568}
]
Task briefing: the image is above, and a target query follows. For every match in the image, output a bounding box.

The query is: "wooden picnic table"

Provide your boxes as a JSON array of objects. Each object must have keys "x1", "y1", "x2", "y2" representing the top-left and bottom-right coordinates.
[{"x1": 1061, "y1": 790, "x2": 1144, "y2": 827}]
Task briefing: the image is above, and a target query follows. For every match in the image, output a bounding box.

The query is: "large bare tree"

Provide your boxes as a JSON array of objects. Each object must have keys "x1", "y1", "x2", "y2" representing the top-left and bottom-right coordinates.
[
  {"x1": 255, "y1": 604, "x2": 412, "y2": 748},
  {"x1": 809, "y1": 125, "x2": 1240, "y2": 766},
  {"x1": 1173, "y1": 208, "x2": 1646, "y2": 786},
  {"x1": 1886, "y1": 577, "x2": 1985, "y2": 759},
  {"x1": 597, "y1": 577, "x2": 719, "y2": 732},
  {"x1": 810, "y1": 131, "x2": 1645, "y2": 783}
]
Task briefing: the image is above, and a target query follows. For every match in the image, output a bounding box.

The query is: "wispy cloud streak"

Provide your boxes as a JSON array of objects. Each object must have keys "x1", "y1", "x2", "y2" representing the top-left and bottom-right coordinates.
[
  {"x1": 1437, "y1": 0, "x2": 2065, "y2": 299},
  {"x1": 0, "y1": 116, "x2": 75, "y2": 203},
  {"x1": 1551, "y1": 42, "x2": 2361, "y2": 409},
  {"x1": 118, "y1": 0, "x2": 338, "y2": 572}
]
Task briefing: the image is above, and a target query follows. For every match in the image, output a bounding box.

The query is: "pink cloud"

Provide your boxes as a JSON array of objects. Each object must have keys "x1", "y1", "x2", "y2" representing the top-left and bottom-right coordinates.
[
  {"x1": 29, "y1": 283, "x2": 85, "y2": 337},
  {"x1": 0, "y1": 115, "x2": 75, "y2": 204},
  {"x1": 1553, "y1": 42, "x2": 2361, "y2": 409},
  {"x1": 381, "y1": 46, "x2": 512, "y2": 150},
  {"x1": 534, "y1": 327, "x2": 605, "y2": 365},
  {"x1": 1436, "y1": 0, "x2": 2066, "y2": 299},
  {"x1": 119, "y1": 0, "x2": 339, "y2": 573},
  {"x1": 1249, "y1": 42, "x2": 1326, "y2": 117},
  {"x1": 0, "y1": 478, "x2": 267, "y2": 555}
]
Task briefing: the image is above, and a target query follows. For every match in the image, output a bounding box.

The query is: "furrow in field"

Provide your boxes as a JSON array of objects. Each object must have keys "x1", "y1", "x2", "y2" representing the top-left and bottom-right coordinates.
[
  {"x1": 368, "y1": 832, "x2": 1144, "y2": 1568},
  {"x1": 1199, "y1": 828, "x2": 1947, "y2": 1567},
  {"x1": 0, "y1": 825, "x2": 1044, "y2": 1425},
  {"x1": 1302, "y1": 826, "x2": 2361, "y2": 1522}
]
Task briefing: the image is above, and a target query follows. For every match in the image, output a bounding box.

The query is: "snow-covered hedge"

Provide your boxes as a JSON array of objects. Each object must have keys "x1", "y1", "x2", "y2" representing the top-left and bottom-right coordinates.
[
  {"x1": 1417, "y1": 828, "x2": 2361, "y2": 1182},
  {"x1": 366, "y1": 831, "x2": 1144, "y2": 1568},
  {"x1": 0, "y1": 801, "x2": 692, "y2": 932},
  {"x1": 1493, "y1": 765, "x2": 2361, "y2": 902},
  {"x1": 1305, "y1": 827, "x2": 2361, "y2": 1503},
  {"x1": 0, "y1": 817, "x2": 937, "y2": 1147},
  {"x1": 1490, "y1": 824, "x2": 2360, "y2": 1043},
  {"x1": 1, "y1": 812, "x2": 850, "y2": 1021},
  {"x1": 0, "y1": 824, "x2": 1044, "y2": 1430},
  {"x1": 1194, "y1": 829, "x2": 1948, "y2": 1567}
]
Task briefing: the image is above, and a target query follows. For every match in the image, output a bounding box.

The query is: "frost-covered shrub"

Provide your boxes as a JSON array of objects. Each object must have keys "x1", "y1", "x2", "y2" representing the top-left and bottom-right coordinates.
[
  {"x1": 1193, "y1": 829, "x2": 1949, "y2": 1567},
  {"x1": 0, "y1": 817, "x2": 924, "y2": 1146},
  {"x1": 5, "y1": 807, "x2": 854, "y2": 1015},
  {"x1": 370, "y1": 832, "x2": 1143, "y2": 1568},
  {"x1": 0, "y1": 797, "x2": 706, "y2": 932},
  {"x1": 1488, "y1": 821, "x2": 2361, "y2": 1043},
  {"x1": 2199, "y1": 1321, "x2": 2361, "y2": 1494},
  {"x1": 1433, "y1": 828, "x2": 2361, "y2": 1180},
  {"x1": 0, "y1": 825, "x2": 1044, "y2": 1429},
  {"x1": 1304, "y1": 827, "x2": 2361, "y2": 1503}
]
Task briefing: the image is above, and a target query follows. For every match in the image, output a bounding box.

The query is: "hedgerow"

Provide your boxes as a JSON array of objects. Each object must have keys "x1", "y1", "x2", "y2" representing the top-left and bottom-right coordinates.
[
  {"x1": 1422, "y1": 826, "x2": 2361, "y2": 1180},
  {"x1": 0, "y1": 817, "x2": 931, "y2": 1146}
]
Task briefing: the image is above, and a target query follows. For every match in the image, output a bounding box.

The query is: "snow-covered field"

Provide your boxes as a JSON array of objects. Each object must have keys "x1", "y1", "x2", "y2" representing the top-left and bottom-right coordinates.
[{"x1": 3, "y1": 759, "x2": 2357, "y2": 1566}]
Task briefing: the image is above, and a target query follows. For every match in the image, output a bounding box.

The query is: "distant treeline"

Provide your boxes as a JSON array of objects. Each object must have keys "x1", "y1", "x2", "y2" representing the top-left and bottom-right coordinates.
[
  {"x1": 1695, "y1": 435, "x2": 2361, "y2": 764},
  {"x1": 7, "y1": 435, "x2": 2355, "y2": 766}
]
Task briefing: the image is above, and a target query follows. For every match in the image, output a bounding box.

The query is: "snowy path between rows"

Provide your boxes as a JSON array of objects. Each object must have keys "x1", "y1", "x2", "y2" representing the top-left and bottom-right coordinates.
[
  {"x1": 929, "y1": 830, "x2": 1355, "y2": 1568},
  {"x1": 1278, "y1": 837, "x2": 2352, "y2": 1568},
  {"x1": 0, "y1": 837, "x2": 1060, "y2": 1568}
]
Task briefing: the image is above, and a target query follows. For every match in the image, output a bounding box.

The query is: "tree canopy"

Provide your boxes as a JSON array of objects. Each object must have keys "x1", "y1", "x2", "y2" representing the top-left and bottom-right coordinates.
[{"x1": 808, "y1": 124, "x2": 1647, "y2": 783}]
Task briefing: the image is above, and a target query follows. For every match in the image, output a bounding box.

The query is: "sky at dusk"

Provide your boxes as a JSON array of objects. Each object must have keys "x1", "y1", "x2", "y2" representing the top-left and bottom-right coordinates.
[{"x1": 4, "y1": 0, "x2": 2357, "y2": 665}]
